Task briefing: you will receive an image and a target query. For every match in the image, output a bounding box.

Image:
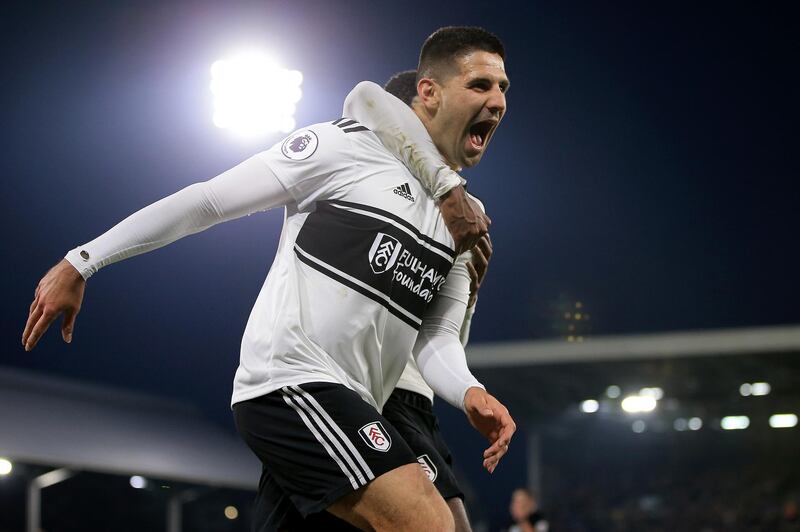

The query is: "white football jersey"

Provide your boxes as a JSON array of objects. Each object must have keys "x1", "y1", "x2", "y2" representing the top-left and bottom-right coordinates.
[{"x1": 232, "y1": 119, "x2": 457, "y2": 410}]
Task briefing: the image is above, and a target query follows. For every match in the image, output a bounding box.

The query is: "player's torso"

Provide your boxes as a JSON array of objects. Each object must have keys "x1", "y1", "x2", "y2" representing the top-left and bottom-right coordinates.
[
  {"x1": 237, "y1": 121, "x2": 455, "y2": 408},
  {"x1": 296, "y1": 125, "x2": 456, "y2": 328}
]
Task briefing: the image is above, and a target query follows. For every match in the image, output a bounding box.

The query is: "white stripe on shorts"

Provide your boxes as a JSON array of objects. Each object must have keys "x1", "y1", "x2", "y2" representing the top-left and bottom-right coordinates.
[
  {"x1": 289, "y1": 385, "x2": 375, "y2": 482},
  {"x1": 281, "y1": 391, "x2": 361, "y2": 489},
  {"x1": 284, "y1": 386, "x2": 374, "y2": 484},
  {"x1": 282, "y1": 386, "x2": 372, "y2": 488}
]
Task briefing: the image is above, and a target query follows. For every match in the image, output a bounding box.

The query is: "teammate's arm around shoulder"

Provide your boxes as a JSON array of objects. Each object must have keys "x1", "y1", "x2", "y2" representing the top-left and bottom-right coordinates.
[
  {"x1": 343, "y1": 81, "x2": 462, "y2": 198},
  {"x1": 343, "y1": 82, "x2": 489, "y2": 253}
]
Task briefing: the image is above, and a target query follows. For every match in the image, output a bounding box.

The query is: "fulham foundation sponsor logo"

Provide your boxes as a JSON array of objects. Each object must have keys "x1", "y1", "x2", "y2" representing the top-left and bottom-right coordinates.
[
  {"x1": 417, "y1": 454, "x2": 438, "y2": 482},
  {"x1": 359, "y1": 421, "x2": 392, "y2": 452},
  {"x1": 393, "y1": 183, "x2": 415, "y2": 202}
]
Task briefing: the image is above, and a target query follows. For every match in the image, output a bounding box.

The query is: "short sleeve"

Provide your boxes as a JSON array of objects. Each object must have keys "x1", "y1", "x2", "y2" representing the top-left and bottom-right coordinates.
[{"x1": 255, "y1": 122, "x2": 354, "y2": 211}]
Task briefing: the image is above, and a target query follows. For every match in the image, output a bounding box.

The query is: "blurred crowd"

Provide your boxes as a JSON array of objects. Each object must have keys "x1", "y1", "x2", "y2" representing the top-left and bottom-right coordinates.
[{"x1": 541, "y1": 458, "x2": 800, "y2": 531}]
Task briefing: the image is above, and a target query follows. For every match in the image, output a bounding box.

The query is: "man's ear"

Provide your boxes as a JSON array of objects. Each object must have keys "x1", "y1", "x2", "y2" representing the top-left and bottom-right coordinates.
[{"x1": 417, "y1": 77, "x2": 440, "y2": 111}]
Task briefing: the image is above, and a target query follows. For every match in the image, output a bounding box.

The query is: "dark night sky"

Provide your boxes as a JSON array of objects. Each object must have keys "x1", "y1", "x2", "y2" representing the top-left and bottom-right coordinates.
[{"x1": 2, "y1": 0, "x2": 798, "y2": 437}]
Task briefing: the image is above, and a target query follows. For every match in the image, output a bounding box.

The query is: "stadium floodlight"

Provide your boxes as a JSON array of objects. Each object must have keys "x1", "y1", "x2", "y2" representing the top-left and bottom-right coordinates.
[
  {"x1": 129, "y1": 475, "x2": 147, "y2": 489},
  {"x1": 631, "y1": 420, "x2": 646, "y2": 433},
  {"x1": 224, "y1": 506, "x2": 239, "y2": 520},
  {"x1": 605, "y1": 385, "x2": 621, "y2": 399},
  {"x1": 580, "y1": 399, "x2": 599, "y2": 413},
  {"x1": 688, "y1": 417, "x2": 703, "y2": 431},
  {"x1": 210, "y1": 51, "x2": 303, "y2": 138},
  {"x1": 769, "y1": 414, "x2": 798, "y2": 429},
  {"x1": 0, "y1": 458, "x2": 12, "y2": 475},
  {"x1": 720, "y1": 416, "x2": 750, "y2": 430},
  {"x1": 640, "y1": 387, "x2": 664, "y2": 400},
  {"x1": 740, "y1": 382, "x2": 770, "y2": 397},
  {"x1": 621, "y1": 395, "x2": 657, "y2": 414}
]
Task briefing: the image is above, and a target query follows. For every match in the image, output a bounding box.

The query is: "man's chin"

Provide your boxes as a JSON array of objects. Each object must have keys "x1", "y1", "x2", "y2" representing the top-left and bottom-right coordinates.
[{"x1": 461, "y1": 152, "x2": 483, "y2": 168}]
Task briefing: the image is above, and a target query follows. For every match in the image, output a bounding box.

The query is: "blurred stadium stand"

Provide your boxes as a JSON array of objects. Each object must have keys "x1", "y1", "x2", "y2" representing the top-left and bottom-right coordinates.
[
  {"x1": 468, "y1": 324, "x2": 800, "y2": 531},
  {"x1": 0, "y1": 367, "x2": 258, "y2": 531},
  {"x1": 3, "y1": 324, "x2": 799, "y2": 531}
]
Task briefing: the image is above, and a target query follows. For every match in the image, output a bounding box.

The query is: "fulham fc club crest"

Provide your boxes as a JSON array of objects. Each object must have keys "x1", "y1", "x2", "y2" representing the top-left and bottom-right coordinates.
[
  {"x1": 359, "y1": 421, "x2": 392, "y2": 452},
  {"x1": 368, "y1": 232, "x2": 402, "y2": 274},
  {"x1": 417, "y1": 454, "x2": 438, "y2": 482}
]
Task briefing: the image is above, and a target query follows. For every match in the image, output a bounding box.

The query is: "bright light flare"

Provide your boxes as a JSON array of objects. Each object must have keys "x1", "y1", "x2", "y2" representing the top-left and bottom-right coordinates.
[
  {"x1": 639, "y1": 387, "x2": 664, "y2": 400},
  {"x1": 606, "y1": 385, "x2": 621, "y2": 399},
  {"x1": 211, "y1": 51, "x2": 303, "y2": 138},
  {"x1": 740, "y1": 382, "x2": 770, "y2": 396},
  {"x1": 631, "y1": 420, "x2": 646, "y2": 433},
  {"x1": 751, "y1": 382, "x2": 771, "y2": 396},
  {"x1": 224, "y1": 506, "x2": 239, "y2": 520},
  {"x1": 769, "y1": 414, "x2": 798, "y2": 428},
  {"x1": 129, "y1": 475, "x2": 147, "y2": 489},
  {"x1": 0, "y1": 458, "x2": 12, "y2": 475},
  {"x1": 621, "y1": 395, "x2": 657, "y2": 413},
  {"x1": 580, "y1": 399, "x2": 599, "y2": 413},
  {"x1": 688, "y1": 417, "x2": 703, "y2": 431},
  {"x1": 721, "y1": 416, "x2": 750, "y2": 430}
]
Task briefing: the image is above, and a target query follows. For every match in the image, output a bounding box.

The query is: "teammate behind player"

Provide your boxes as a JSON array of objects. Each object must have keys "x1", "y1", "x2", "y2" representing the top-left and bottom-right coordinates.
[
  {"x1": 23, "y1": 27, "x2": 513, "y2": 531},
  {"x1": 350, "y1": 70, "x2": 493, "y2": 532}
]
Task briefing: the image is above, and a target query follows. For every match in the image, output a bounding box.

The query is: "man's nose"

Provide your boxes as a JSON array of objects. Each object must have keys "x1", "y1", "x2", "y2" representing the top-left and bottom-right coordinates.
[{"x1": 486, "y1": 86, "x2": 506, "y2": 117}]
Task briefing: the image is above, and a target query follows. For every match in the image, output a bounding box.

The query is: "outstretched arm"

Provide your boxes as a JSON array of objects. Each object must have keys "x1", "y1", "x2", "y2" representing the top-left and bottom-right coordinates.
[
  {"x1": 22, "y1": 156, "x2": 291, "y2": 351},
  {"x1": 343, "y1": 81, "x2": 490, "y2": 253}
]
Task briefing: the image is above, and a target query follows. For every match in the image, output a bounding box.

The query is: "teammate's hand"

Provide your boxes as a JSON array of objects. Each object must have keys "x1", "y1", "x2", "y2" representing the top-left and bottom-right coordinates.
[
  {"x1": 22, "y1": 259, "x2": 86, "y2": 351},
  {"x1": 439, "y1": 185, "x2": 490, "y2": 254},
  {"x1": 467, "y1": 234, "x2": 492, "y2": 308},
  {"x1": 463, "y1": 386, "x2": 516, "y2": 473}
]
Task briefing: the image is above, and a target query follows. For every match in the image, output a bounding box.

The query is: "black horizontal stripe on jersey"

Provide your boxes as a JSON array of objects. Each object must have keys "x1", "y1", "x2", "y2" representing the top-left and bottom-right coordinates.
[
  {"x1": 335, "y1": 119, "x2": 358, "y2": 129},
  {"x1": 295, "y1": 201, "x2": 454, "y2": 326},
  {"x1": 295, "y1": 246, "x2": 420, "y2": 329},
  {"x1": 325, "y1": 199, "x2": 455, "y2": 259},
  {"x1": 342, "y1": 125, "x2": 369, "y2": 133},
  {"x1": 331, "y1": 118, "x2": 370, "y2": 133}
]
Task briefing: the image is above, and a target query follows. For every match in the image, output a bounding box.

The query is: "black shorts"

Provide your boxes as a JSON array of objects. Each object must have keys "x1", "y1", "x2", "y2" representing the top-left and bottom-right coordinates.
[
  {"x1": 381, "y1": 388, "x2": 464, "y2": 501},
  {"x1": 233, "y1": 382, "x2": 417, "y2": 531}
]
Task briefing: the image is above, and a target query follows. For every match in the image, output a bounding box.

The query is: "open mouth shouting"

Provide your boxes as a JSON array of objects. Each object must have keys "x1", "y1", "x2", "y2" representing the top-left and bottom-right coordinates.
[{"x1": 466, "y1": 117, "x2": 499, "y2": 156}]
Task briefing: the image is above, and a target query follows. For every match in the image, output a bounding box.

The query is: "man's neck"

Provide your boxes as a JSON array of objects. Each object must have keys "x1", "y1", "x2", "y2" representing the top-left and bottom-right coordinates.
[{"x1": 412, "y1": 102, "x2": 460, "y2": 171}]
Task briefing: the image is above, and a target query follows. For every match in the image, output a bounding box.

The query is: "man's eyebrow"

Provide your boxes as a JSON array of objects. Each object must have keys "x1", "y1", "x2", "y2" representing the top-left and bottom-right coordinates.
[{"x1": 467, "y1": 74, "x2": 511, "y2": 91}]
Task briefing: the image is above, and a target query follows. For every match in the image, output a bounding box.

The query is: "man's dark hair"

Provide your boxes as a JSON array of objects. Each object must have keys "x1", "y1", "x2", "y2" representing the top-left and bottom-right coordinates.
[
  {"x1": 417, "y1": 26, "x2": 505, "y2": 82},
  {"x1": 384, "y1": 70, "x2": 418, "y2": 106}
]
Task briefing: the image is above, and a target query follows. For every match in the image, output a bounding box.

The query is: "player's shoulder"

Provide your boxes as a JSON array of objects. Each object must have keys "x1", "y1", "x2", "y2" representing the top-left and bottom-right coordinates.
[
  {"x1": 300, "y1": 117, "x2": 374, "y2": 143},
  {"x1": 279, "y1": 118, "x2": 377, "y2": 157}
]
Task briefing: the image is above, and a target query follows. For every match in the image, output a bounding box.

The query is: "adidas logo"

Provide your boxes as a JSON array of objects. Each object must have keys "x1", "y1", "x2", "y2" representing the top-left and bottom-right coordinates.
[{"x1": 393, "y1": 183, "x2": 415, "y2": 203}]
